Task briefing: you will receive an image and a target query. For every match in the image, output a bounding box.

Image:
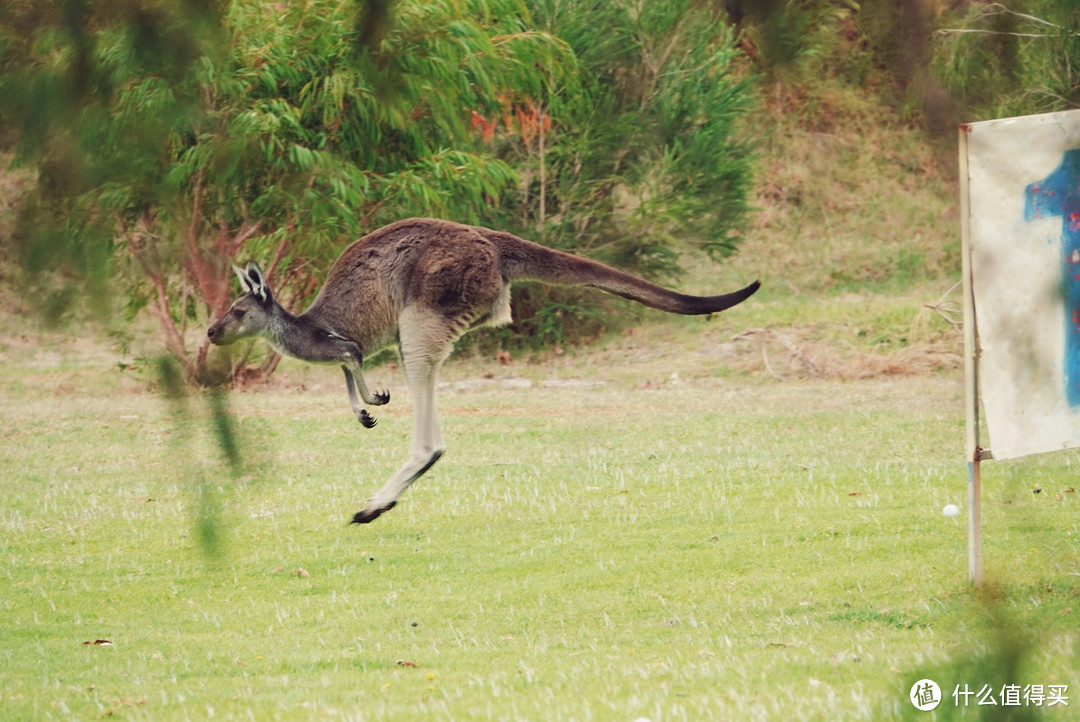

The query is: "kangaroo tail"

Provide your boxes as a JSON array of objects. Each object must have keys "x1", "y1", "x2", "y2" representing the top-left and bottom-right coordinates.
[{"x1": 486, "y1": 230, "x2": 760, "y2": 316}]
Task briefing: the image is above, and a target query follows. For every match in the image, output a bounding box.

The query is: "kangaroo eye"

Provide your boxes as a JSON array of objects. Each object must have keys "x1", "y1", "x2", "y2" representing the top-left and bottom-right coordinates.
[{"x1": 234, "y1": 309, "x2": 246, "y2": 320}]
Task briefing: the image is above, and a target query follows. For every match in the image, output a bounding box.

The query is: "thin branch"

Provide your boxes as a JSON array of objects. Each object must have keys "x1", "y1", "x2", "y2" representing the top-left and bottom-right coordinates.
[
  {"x1": 924, "y1": 280, "x2": 963, "y2": 330},
  {"x1": 935, "y1": 29, "x2": 1062, "y2": 39},
  {"x1": 265, "y1": 228, "x2": 292, "y2": 282},
  {"x1": 191, "y1": 171, "x2": 203, "y2": 233},
  {"x1": 538, "y1": 103, "x2": 547, "y2": 233},
  {"x1": 128, "y1": 230, "x2": 193, "y2": 377},
  {"x1": 358, "y1": 195, "x2": 392, "y2": 229},
  {"x1": 973, "y1": 3, "x2": 1060, "y2": 29},
  {"x1": 178, "y1": 274, "x2": 191, "y2": 341},
  {"x1": 226, "y1": 221, "x2": 262, "y2": 259},
  {"x1": 936, "y1": 2, "x2": 1077, "y2": 39}
]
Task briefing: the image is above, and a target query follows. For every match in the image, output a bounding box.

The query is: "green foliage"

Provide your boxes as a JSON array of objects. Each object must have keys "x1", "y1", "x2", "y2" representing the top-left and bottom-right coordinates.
[
  {"x1": 508, "y1": 0, "x2": 755, "y2": 264},
  {"x1": 466, "y1": 0, "x2": 756, "y2": 350},
  {"x1": 1, "y1": 0, "x2": 757, "y2": 373},
  {"x1": 1, "y1": 0, "x2": 218, "y2": 297},
  {"x1": 1, "y1": 0, "x2": 570, "y2": 381},
  {"x1": 734, "y1": 0, "x2": 861, "y2": 76},
  {"x1": 933, "y1": 1, "x2": 1080, "y2": 120}
]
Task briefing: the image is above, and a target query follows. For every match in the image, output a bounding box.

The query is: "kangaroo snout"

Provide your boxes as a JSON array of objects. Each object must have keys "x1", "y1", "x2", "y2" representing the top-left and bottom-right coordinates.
[{"x1": 206, "y1": 317, "x2": 239, "y2": 345}]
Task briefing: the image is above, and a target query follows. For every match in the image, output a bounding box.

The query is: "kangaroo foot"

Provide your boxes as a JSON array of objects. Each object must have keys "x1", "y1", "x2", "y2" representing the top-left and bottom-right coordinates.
[{"x1": 351, "y1": 501, "x2": 397, "y2": 525}]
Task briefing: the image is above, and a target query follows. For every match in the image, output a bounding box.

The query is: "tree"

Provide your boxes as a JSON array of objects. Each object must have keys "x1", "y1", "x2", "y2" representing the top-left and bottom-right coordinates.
[
  {"x1": 1, "y1": 0, "x2": 569, "y2": 382},
  {"x1": 473, "y1": 0, "x2": 757, "y2": 346},
  {"x1": 2, "y1": 0, "x2": 756, "y2": 374}
]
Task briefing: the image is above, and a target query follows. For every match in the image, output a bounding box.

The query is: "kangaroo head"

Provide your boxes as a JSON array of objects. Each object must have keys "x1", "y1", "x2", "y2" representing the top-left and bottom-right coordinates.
[{"x1": 207, "y1": 261, "x2": 275, "y2": 346}]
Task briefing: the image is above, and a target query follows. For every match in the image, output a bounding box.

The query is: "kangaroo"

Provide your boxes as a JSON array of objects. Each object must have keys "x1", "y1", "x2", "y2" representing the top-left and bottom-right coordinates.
[{"x1": 207, "y1": 217, "x2": 760, "y2": 524}]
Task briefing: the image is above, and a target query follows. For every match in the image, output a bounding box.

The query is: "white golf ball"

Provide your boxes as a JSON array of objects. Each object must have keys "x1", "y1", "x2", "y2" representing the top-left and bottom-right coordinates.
[{"x1": 942, "y1": 504, "x2": 960, "y2": 518}]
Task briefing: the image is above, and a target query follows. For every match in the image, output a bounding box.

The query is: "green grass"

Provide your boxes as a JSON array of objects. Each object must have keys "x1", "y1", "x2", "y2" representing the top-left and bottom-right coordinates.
[
  {"x1": 2, "y1": 320, "x2": 1078, "y2": 721},
  {"x1": 5, "y1": 14, "x2": 1075, "y2": 719}
]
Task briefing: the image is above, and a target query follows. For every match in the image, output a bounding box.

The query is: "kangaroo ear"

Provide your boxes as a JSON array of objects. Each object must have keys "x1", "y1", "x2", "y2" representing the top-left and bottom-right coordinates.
[
  {"x1": 243, "y1": 261, "x2": 270, "y2": 303},
  {"x1": 233, "y1": 264, "x2": 252, "y2": 294}
]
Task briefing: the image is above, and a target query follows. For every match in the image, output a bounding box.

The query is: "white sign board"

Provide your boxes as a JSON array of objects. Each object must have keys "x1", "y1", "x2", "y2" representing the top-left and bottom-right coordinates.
[{"x1": 963, "y1": 109, "x2": 1080, "y2": 460}]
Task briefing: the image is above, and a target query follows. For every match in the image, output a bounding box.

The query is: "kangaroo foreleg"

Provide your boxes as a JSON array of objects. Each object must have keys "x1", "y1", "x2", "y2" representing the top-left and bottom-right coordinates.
[{"x1": 342, "y1": 362, "x2": 389, "y2": 429}]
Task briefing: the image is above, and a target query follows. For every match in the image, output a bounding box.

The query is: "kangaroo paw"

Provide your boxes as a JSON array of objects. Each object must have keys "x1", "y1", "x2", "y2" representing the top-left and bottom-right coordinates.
[
  {"x1": 372, "y1": 390, "x2": 390, "y2": 405},
  {"x1": 358, "y1": 410, "x2": 378, "y2": 429},
  {"x1": 351, "y1": 500, "x2": 397, "y2": 525}
]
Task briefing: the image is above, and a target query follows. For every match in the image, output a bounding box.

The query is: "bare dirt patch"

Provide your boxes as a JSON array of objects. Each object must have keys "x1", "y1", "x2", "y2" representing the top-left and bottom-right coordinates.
[{"x1": 719, "y1": 326, "x2": 961, "y2": 380}]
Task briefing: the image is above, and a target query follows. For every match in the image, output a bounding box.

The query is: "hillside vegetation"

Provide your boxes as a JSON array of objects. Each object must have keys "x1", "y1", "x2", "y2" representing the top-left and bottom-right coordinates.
[{"x1": 1, "y1": 1, "x2": 976, "y2": 380}]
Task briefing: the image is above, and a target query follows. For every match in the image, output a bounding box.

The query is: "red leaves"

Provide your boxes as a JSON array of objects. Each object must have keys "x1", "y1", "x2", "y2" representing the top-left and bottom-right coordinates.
[{"x1": 469, "y1": 98, "x2": 550, "y2": 147}]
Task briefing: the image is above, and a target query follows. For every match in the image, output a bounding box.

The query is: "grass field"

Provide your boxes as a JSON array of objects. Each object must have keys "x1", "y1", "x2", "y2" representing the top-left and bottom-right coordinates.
[
  {"x1": 5, "y1": 12, "x2": 1077, "y2": 719},
  {"x1": 2, "y1": 291, "x2": 1078, "y2": 721}
]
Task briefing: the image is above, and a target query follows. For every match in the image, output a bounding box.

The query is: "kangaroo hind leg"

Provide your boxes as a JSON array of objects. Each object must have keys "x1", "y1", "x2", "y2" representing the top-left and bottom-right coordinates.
[{"x1": 351, "y1": 308, "x2": 454, "y2": 524}]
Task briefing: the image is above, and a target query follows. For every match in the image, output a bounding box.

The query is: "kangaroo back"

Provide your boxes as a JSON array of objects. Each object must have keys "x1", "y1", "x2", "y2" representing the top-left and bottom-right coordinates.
[{"x1": 481, "y1": 229, "x2": 760, "y2": 315}]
